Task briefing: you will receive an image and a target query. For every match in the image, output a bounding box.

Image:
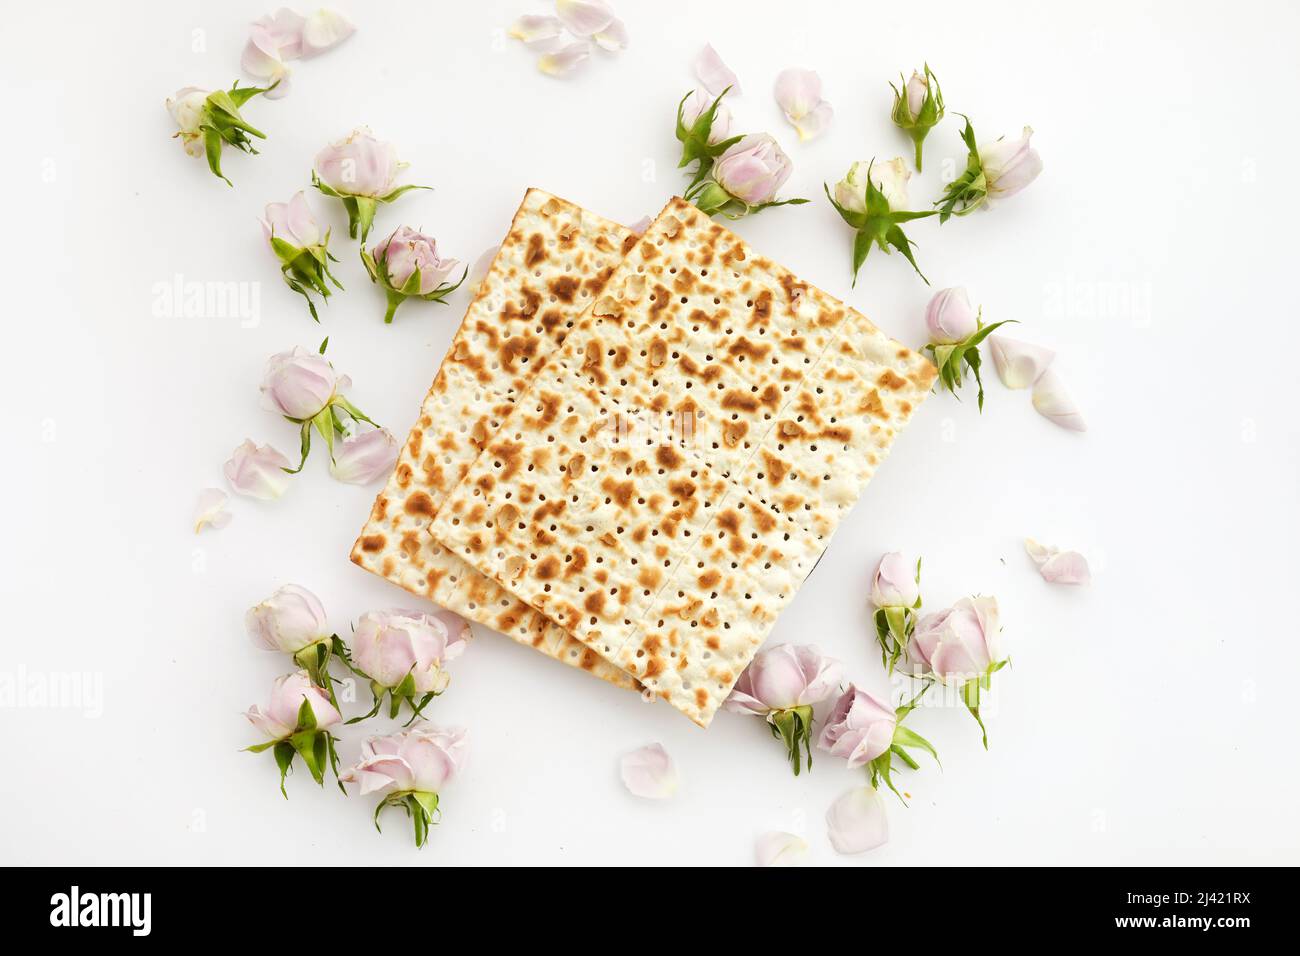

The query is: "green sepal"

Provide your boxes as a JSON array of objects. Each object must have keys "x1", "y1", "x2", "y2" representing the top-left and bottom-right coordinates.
[
  {"x1": 675, "y1": 86, "x2": 743, "y2": 188},
  {"x1": 934, "y1": 114, "x2": 989, "y2": 222},
  {"x1": 273, "y1": 741, "x2": 295, "y2": 799},
  {"x1": 924, "y1": 316, "x2": 1017, "y2": 410},
  {"x1": 767, "y1": 704, "x2": 815, "y2": 776},
  {"x1": 691, "y1": 181, "x2": 810, "y2": 221},
  {"x1": 373, "y1": 790, "x2": 441, "y2": 849},
  {"x1": 890, "y1": 64, "x2": 944, "y2": 171},
  {"x1": 825, "y1": 166, "x2": 938, "y2": 286}
]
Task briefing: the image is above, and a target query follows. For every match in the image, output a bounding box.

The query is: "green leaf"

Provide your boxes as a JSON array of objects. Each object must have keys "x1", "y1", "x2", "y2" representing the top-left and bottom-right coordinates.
[
  {"x1": 318, "y1": 336, "x2": 329, "y2": 354},
  {"x1": 885, "y1": 224, "x2": 929, "y2": 284}
]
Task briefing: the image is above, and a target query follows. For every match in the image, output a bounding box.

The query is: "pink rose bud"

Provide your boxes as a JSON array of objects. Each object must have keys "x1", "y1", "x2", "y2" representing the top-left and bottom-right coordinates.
[
  {"x1": 245, "y1": 584, "x2": 329, "y2": 654},
  {"x1": 372, "y1": 227, "x2": 462, "y2": 295},
  {"x1": 329, "y1": 427, "x2": 399, "y2": 485},
  {"x1": 905, "y1": 70, "x2": 928, "y2": 117},
  {"x1": 925, "y1": 287, "x2": 979, "y2": 344},
  {"x1": 908, "y1": 596, "x2": 1004, "y2": 683},
  {"x1": 680, "y1": 88, "x2": 733, "y2": 144},
  {"x1": 259, "y1": 346, "x2": 348, "y2": 420},
  {"x1": 340, "y1": 725, "x2": 468, "y2": 848},
  {"x1": 165, "y1": 86, "x2": 210, "y2": 157},
  {"x1": 223, "y1": 439, "x2": 292, "y2": 500},
  {"x1": 871, "y1": 552, "x2": 920, "y2": 608},
  {"x1": 313, "y1": 126, "x2": 404, "y2": 198},
  {"x1": 244, "y1": 670, "x2": 341, "y2": 742},
  {"x1": 817, "y1": 685, "x2": 898, "y2": 770},
  {"x1": 712, "y1": 134, "x2": 794, "y2": 206},
  {"x1": 979, "y1": 126, "x2": 1043, "y2": 200},
  {"x1": 261, "y1": 191, "x2": 322, "y2": 248}
]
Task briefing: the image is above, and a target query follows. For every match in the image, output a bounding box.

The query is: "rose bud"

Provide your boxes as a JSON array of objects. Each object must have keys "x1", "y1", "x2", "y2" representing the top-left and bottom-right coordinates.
[
  {"x1": 825, "y1": 157, "x2": 935, "y2": 286},
  {"x1": 890, "y1": 64, "x2": 944, "y2": 170},
  {"x1": 921, "y1": 289, "x2": 1015, "y2": 410},
  {"x1": 938, "y1": 119, "x2": 1043, "y2": 221},
  {"x1": 259, "y1": 344, "x2": 381, "y2": 474},
  {"x1": 340, "y1": 725, "x2": 468, "y2": 848},
  {"x1": 223, "y1": 439, "x2": 292, "y2": 500},
  {"x1": 245, "y1": 584, "x2": 347, "y2": 693},
  {"x1": 348, "y1": 609, "x2": 471, "y2": 723},
  {"x1": 165, "y1": 80, "x2": 275, "y2": 186},
  {"x1": 261, "y1": 191, "x2": 343, "y2": 322},
  {"x1": 724, "y1": 643, "x2": 843, "y2": 775},
  {"x1": 818, "y1": 684, "x2": 938, "y2": 801},
  {"x1": 361, "y1": 226, "x2": 467, "y2": 324},
  {"x1": 680, "y1": 88, "x2": 733, "y2": 144},
  {"x1": 312, "y1": 127, "x2": 428, "y2": 242},
  {"x1": 869, "y1": 552, "x2": 922, "y2": 671},
  {"x1": 674, "y1": 86, "x2": 741, "y2": 197},
  {"x1": 906, "y1": 595, "x2": 1008, "y2": 747},
  {"x1": 243, "y1": 670, "x2": 343, "y2": 797},
  {"x1": 329, "y1": 427, "x2": 399, "y2": 485},
  {"x1": 691, "y1": 134, "x2": 809, "y2": 219}
]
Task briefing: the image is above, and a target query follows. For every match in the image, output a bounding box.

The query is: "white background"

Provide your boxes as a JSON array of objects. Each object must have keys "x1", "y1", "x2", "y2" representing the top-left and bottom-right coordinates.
[{"x1": 2, "y1": 0, "x2": 1298, "y2": 866}]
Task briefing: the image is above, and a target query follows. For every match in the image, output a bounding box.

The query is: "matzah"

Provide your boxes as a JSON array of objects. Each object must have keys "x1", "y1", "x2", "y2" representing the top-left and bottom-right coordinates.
[
  {"x1": 429, "y1": 197, "x2": 937, "y2": 725},
  {"x1": 350, "y1": 189, "x2": 640, "y2": 688}
]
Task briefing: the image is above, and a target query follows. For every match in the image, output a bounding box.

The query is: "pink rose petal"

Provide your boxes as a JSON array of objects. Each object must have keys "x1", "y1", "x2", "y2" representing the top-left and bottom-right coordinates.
[
  {"x1": 695, "y1": 43, "x2": 740, "y2": 96},
  {"x1": 756, "y1": 831, "x2": 808, "y2": 867},
  {"x1": 555, "y1": 0, "x2": 616, "y2": 37},
  {"x1": 1025, "y1": 538, "x2": 1091, "y2": 586},
  {"x1": 826, "y1": 786, "x2": 889, "y2": 854},
  {"x1": 193, "y1": 488, "x2": 232, "y2": 533},
  {"x1": 989, "y1": 334, "x2": 1055, "y2": 390},
  {"x1": 620, "y1": 743, "x2": 678, "y2": 799},
  {"x1": 538, "y1": 39, "x2": 593, "y2": 77},
  {"x1": 1031, "y1": 369, "x2": 1087, "y2": 432},
  {"x1": 593, "y1": 17, "x2": 628, "y2": 52}
]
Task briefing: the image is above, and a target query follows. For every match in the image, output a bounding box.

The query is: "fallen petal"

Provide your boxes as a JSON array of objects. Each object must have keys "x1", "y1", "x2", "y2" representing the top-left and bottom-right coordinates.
[
  {"x1": 253, "y1": 8, "x2": 306, "y2": 59},
  {"x1": 593, "y1": 17, "x2": 628, "y2": 52},
  {"x1": 628, "y1": 215, "x2": 653, "y2": 235},
  {"x1": 620, "y1": 743, "x2": 678, "y2": 799},
  {"x1": 1025, "y1": 538, "x2": 1091, "y2": 585},
  {"x1": 696, "y1": 43, "x2": 740, "y2": 96},
  {"x1": 989, "y1": 334, "x2": 1055, "y2": 389},
  {"x1": 241, "y1": 28, "x2": 292, "y2": 97},
  {"x1": 329, "y1": 427, "x2": 399, "y2": 485},
  {"x1": 826, "y1": 786, "x2": 889, "y2": 854},
  {"x1": 193, "y1": 488, "x2": 232, "y2": 533},
  {"x1": 756, "y1": 831, "x2": 808, "y2": 867},
  {"x1": 1031, "y1": 368, "x2": 1087, "y2": 432},
  {"x1": 555, "y1": 0, "x2": 616, "y2": 37},
  {"x1": 793, "y1": 101, "x2": 834, "y2": 142},
  {"x1": 538, "y1": 39, "x2": 592, "y2": 77},
  {"x1": 773, "y1": 67, "x2": 822, "y2": 122},
  {"x1": 224, "y1": 439, "x2": 293, "y2": 500},
  {"x1": 301, "y1": 8, "x2": 356, "y2": 57},
  {"x1": 467, "y1": 243, "x2": 500, "y2": 296},
  {"x1": 509, "y1": 13, "x2": 564, "y2": 46}
]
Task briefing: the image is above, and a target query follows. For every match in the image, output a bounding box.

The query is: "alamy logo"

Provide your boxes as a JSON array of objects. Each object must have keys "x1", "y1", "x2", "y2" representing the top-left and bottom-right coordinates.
[{"x1": 49, "y1": 886, "x2": 151, "y2": 936}]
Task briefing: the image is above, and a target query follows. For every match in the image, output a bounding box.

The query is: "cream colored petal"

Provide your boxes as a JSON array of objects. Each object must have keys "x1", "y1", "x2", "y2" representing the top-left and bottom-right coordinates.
[
  {"x1": 1031, "y1": 369, "x2": 1087, "y2": 431},
  {"x1": 989, "y1": 334, "x2": 1055, "y2": 389}
]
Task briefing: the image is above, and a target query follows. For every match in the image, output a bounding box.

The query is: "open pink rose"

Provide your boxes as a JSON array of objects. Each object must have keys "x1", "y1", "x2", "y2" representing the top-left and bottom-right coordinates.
[
  {"x1": 351, "y1": 609, "x2": 469, "y2": 694},
  {"x1": 725, "y1": 643, "x2": 842, "y2": 715},
  {"x1": 373, "y1": 227, "x2": 462, "y2": 295},
  {"x1": 313, "y1": 127, "x2": 404, "y2": 198},
  {"x1": 341, "y1": 725, "x2": 468, "y2": 795},
  {"x1": 907, "y1": 596, "x2": 1003, "y2": 683}
]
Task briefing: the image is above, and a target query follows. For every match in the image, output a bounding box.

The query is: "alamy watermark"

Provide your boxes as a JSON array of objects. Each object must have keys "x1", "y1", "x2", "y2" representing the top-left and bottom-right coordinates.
[
  {"x1": 0, "y1": 665, "x2": 103, "y2": 718},
  {"x1": 151, "y1": 273, "x2": 261, "y2": 327}
]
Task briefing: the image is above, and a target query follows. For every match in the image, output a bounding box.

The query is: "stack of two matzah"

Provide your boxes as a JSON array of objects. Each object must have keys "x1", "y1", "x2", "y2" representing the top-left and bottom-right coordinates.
[{"x1": 352, "y1": 189, "x2": 936, "y2": 727}]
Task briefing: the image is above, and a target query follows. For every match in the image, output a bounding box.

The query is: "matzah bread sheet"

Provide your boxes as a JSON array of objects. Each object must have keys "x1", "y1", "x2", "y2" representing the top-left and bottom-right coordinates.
[
  {"x1": 350, "y1": 189, "x2": 639, "y2": 688},
  {"x1": 429, "y1": 198, "x2": 937, "y2": 725}
]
